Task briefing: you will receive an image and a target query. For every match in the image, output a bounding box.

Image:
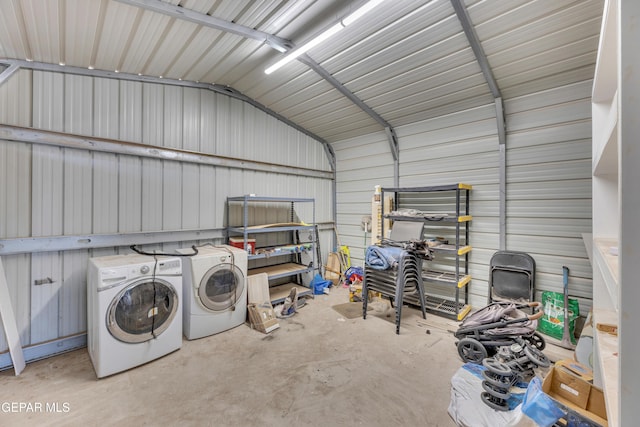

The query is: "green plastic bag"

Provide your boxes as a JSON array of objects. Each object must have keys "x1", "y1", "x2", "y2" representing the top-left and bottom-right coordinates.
[{"x1": 537, "y1": 291, "x2": 580, "y2": 344}]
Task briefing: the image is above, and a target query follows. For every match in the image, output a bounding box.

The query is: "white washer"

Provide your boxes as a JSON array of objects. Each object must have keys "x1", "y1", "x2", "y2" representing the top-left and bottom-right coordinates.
[
  {"x1": 178, "y1": 244, "x2": 247, "y2": 340},
  {"x1": 87, "y1": 254, "x2": 183, "y2": 378}
]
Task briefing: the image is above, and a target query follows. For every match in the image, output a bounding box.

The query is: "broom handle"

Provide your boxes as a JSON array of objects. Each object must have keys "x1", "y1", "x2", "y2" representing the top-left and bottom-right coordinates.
[{"x1": 562, "y1": 266, "x2": 571, "y2": 341}]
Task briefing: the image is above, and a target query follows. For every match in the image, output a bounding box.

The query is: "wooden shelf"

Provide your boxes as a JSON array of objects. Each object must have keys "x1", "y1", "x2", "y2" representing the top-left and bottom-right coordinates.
[
  {"x1": 249, "y1": 262, "x2": 311, "y2": 280},
  {"x1": 589, "y1": 0, "x2": 637, "y2": 423},
  {"x1": 592, "y1": 0, "x2": 617, "y2": 103},
  {"x1": 593, "y1": 238, "x2": 619, "y2": 312},
  {"x1": 249, "y1": 243, "x2": 313, "y2": 261},
  {"x1": 593, "y1": 307, "x2": 619, "y2": 427},
  {"x1": 592, "y1": 91, "x2": 618, "y2": 176},
  {"x1": 268, "y1": 283, "x2": 312, "y2": 305}
]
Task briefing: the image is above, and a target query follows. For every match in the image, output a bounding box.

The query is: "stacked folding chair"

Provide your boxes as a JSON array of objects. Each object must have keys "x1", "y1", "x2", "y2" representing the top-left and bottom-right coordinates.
[{"x1": 363, "y1": 250, "x2": 427, "y2": 334}]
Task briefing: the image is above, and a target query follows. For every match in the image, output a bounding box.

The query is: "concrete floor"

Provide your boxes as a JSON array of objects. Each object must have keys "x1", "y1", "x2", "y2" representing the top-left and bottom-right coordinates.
[{"x1": 1, "y1": 286, "x2": 572, "y2": 427}]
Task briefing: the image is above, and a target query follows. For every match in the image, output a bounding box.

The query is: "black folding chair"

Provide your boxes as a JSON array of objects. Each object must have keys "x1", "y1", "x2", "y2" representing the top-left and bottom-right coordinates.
[{"x1": 487, "y1": 250, "x2": 536, "y2": 306}]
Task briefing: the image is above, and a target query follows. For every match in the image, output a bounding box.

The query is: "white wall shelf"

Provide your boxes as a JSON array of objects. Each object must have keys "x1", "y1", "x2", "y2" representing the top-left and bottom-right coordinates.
[
  {"x1": 591, "y1": 1, "x2": 640, "y2": 426},
  {"x1": 592, "y1": 92, "x2": 617, "y2": 176},
  {"x1": 593, "y1": 239, "x2": 618, "y2": 312}
]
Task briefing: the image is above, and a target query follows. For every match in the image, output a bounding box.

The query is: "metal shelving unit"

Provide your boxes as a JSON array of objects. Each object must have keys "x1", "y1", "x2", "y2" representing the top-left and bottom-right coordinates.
[
  {"x1": 381, "y1": 183, "x2": 472, "y2": 320},
  {"x1": 226, "y1": 195, "x2": 317, "y2": 304}
]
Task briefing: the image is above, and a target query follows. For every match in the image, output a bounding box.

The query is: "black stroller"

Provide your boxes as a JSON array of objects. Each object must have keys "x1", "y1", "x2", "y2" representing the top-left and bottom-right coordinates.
[{"x1": 454, "y1": 301, "x2": 546, "y2": 364}]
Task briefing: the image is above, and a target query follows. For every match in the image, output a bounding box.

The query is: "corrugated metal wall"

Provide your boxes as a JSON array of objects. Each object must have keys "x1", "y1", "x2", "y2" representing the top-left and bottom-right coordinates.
[
  {"x1": 0, "y1": 69, "x2": 333, "y2": 354},
  {"x1": 504, "y1": 80, "x2": 593, "y2": 312},
  {"x1": 397, "y1": 104, "x2": 499, "y2": 310},
  {"x1": 333, "y1": 131, "x2": 395, "y2": 258},
  {"x1": 335, "y1": 81, "x2": 593, "y2": 313}
]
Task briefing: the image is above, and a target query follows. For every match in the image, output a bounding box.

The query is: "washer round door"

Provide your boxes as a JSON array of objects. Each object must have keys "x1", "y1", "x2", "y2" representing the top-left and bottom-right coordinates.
[
  {"x1": 198, "y1": 263, "x2": 245, "y2": 312},
  {"x1": 107, "y1": 278, "x2": 179, "y2": 343}
]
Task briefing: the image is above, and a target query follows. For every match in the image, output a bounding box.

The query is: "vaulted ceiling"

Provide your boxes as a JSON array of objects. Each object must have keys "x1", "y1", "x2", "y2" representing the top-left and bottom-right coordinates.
[{"x1": 0, "y1": 0, "x2": 603, "y2": 143}]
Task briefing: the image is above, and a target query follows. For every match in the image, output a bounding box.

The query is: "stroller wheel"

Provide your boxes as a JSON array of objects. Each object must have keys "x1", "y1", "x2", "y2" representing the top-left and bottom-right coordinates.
[
  {"x1": 528, "y1": 332, "x2": 546, "y2": 351},
  {"x1": 482, "y1": 358, "x2": 512, "y2": 376},
  {"x1": 482, "y1": 380, "x2": 511, "y2": 400},
  {"x1": 524, "y1": 344, "x2": 551, "y2": 368},
  {"x1": 481, "y1": 392, "x2": 509, "y2": 412},
  {"x1": 457, "y1": 337, "x2": 488, "y2": 364},
  {"x1": 482, "y1": 370, "x2": 514, "y2": 388}
]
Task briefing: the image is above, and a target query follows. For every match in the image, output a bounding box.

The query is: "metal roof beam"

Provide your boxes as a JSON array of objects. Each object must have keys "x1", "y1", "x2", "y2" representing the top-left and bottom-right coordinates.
[
  {"x1": 115, "y1": 0, "x2": 397, "y2": 160},
  {"x1": 451, "y1": 0, "x2": 507, "y2": 249},
  {"x1": 299, "y1": 55, "x2": 399, "y2": 161},
  {"x1": 0, "y1": 63, "x2": 20, "y2": 87},
  {"x1": 450, "y1": 0, "x2": 500, "y2": 99},
  {"x1": 114, "y1": 0, "x2": 292, "y2": 52}
]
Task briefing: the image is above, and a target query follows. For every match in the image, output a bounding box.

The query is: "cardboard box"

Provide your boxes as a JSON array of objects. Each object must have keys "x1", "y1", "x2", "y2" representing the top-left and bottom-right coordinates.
[
  {"x1": 247, "y1": 303, "x2": 279, "y2": 334},
  {"x1": 229, "y1": 237, "x2": 256, "y2": 254},
  {"x1": 542, "y1": 361, "x2": 608, "y2": 426}
]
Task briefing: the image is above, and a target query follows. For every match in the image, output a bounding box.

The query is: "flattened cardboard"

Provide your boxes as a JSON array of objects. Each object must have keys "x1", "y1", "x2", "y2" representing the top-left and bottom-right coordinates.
[{"x1": 247, "y1": 303, "x2": 279, "y2": 334}]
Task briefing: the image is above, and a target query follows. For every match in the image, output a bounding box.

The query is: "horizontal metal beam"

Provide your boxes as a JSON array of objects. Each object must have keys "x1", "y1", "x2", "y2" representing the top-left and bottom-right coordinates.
[
  {"x1": 114, "y1": 0, "x2": 292, "y2": 52},
  {"x1": 0, "y1": 124, "x2": 334, "y2": 180},
  {"x1": 0, "y1": 223, "x2": 338, "y2": 256},
  {"x1": 0, "y1": 229, "x2": 226, "y2": 256},
  {"x1": 1, "y1": 59, "x2": 336, "y2": 173},
  {"x1": 0, "y1": 334, "x2": 86, "y2": 371}
]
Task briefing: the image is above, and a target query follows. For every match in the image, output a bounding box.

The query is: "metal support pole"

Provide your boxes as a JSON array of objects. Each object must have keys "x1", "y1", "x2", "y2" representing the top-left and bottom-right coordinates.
[{"x1": 495, "y1": 98, "x2": 507, "y2": 250}]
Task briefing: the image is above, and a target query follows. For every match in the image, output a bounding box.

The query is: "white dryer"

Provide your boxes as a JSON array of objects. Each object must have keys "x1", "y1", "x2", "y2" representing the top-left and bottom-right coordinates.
[
  {"x1": 178, "y1": 244, "x2": 247, "y2": 340},
  {"x1": 87, "y1": 254, "x2": 182, "y2": 378}
]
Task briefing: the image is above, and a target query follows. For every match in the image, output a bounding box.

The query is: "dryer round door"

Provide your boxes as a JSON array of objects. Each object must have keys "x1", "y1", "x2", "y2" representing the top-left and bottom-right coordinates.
[
  {"x1": 198, "y1": 262, "x2": 245, "y2": 312},
  {"x1": 107, "y1": 278, "x2": 179, "y2": 343}
]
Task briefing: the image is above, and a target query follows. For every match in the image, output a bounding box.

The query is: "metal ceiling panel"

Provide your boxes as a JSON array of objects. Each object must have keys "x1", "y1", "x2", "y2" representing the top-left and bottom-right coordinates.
[
  {"x1": 180, "y1": 0, "x2": 216, "y2": 15},
  {"x1": 316, "y1": 1, "x2": 450, "y2": 71},
  {"x1": 471, "y1": 0, "x2": 602, "y2": 100},
  {"x1": 94, "y1": 0, "x2": 140, "y2": 71},
  {"x1": 0, "y1": 0, "x2": 604, "y2": 144},
  {"x1": 0, "y1": 0, "x2": 30, "y2": 59},
  {"x1": 20, "y1": 0, "x2": 62, "y2": 64},
  {"x1": 64, "y1": 0, "x2": 104, "y2": 67},
  {"x1": 118, "y1": 10, "x2": 175, "y2": 73},
  {"x1": 144, "y1": 20, "x2": 202, "y2": 77},
  {"x1": 197, "y1": 36, "x2": 264, "y2": 84}
]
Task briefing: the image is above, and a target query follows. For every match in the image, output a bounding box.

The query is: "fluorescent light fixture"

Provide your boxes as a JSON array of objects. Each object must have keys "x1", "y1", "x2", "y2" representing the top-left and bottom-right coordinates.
[
  {"x1": 265, "y1": 0, "x2": 385, "y2": 75},
  {"x1": 265, "y1": 22, "x2": 343, "y2": 74},
  {"x1": 343, "y1": 0, "x2": 385, "y2": 26}
]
